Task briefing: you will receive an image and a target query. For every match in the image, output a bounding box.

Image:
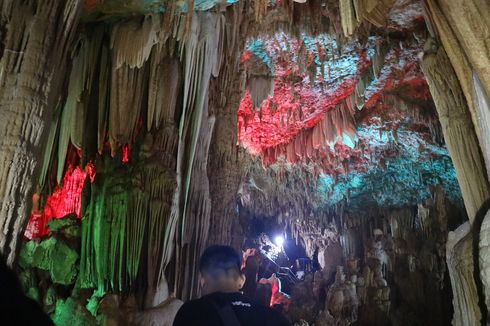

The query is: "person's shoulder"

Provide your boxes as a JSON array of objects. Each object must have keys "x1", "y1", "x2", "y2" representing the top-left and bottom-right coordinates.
[
  {"x1": 178, "y1": 297, "x2": 209, "y2": 311},
  {"x1": 259, "y1": 305, "x2": 290, "y2": 325},
  {"x1": 173, "y1": 297, "x2": 210, "y2": 326}
]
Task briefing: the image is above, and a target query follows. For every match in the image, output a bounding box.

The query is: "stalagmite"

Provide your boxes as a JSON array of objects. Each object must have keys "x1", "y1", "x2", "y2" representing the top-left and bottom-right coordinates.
[
  {"x1": 447, "y1": 222, "x2": 482, "y2": 326},
  {"x1": 420, "y1": 42, "x2": 490, "y2": 223},
  {"x1": 480, "y1": 210, "x2": 490, "y2": 318}
]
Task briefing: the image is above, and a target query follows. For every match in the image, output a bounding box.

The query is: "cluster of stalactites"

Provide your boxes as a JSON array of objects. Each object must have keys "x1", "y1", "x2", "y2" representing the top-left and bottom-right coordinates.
[
  {"x1": 44, "y1": 15, "x2": 184, "y2": 186},
  {"x1": 238, "y1": 37, "x2": 385, "y2": 168},
  {"x1": 36, "y1": 6, "x2": 235, "y2": 299},
  {"x1": 261, "y1": 98, "x2": 358, "y2": 166}
]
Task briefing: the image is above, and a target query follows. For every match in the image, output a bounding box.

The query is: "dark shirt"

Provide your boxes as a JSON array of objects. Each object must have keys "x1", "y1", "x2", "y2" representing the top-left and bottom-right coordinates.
[
  {"x1": 173, "y1": 292, "x2": 290, "y2": 326},
  {"x1": 0, "y1": 257, "x2": 53, "y2": 325}
]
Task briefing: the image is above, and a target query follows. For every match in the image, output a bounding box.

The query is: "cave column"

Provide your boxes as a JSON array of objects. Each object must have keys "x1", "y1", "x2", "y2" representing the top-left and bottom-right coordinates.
[
  {"x1": 420, "y1": 44, "x2": 490, "y2": 224},
  {"x1": 0, "y1": 0, "x2": 82, "y2": 264},
  {"x1": 421, "y1": 42, "x2": 490, "y2": 325},
  {"x1": 424, "y1": 0, "x2": 490, "y2": 177},
  {"x1": 430, "y1": 0, "x2": 490, "y2": 99}
]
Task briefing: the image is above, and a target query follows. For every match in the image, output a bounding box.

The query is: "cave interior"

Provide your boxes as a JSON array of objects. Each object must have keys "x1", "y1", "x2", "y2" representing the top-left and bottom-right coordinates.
[{"x1": 0, "y1": 0, "x2": 490, "y2": 325}]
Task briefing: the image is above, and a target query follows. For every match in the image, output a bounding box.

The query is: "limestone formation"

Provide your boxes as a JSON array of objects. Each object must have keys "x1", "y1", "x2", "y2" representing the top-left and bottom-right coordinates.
[{"x1": 0, "y1": 0, "x2": 489, "y2": 325}]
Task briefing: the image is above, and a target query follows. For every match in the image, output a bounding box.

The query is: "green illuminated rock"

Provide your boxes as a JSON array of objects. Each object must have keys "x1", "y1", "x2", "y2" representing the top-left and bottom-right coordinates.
[
  {"x1": 19, "y1": 240, "x2": 39, "y2": 269},
  {"x1": 47, "y1": 215, "x2": 81, "y2": 238},
  {"x1": 52, "y1": 298, "x2": 97, "y2": 326},
  {"x1": 21, "y1": 237, "x2": 79, "y2": 285}
]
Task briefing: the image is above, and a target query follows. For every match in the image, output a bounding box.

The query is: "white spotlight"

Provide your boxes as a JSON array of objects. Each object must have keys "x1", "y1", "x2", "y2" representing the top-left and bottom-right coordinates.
[{"x1": 274, "y1": 235, "x2": 284, "y2": 247}]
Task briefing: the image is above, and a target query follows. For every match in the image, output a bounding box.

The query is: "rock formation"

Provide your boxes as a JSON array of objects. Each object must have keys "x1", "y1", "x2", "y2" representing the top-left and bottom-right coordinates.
[{"x1": 0, "y1": 0, "x2": 489, "y2": 325}]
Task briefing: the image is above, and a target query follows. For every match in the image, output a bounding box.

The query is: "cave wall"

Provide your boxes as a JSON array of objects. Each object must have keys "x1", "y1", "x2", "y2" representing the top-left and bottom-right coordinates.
[
  {"x1": 0, "y1": 0, "x2": 490, "y2": 325},
  {"x1": 422, "y1": 1, "x2": 490, "y2": 323},
  {"x1": 0, "y1": 0, "x2": 83, "y2": 265},
  {"x1": 238, "y1": 185, "x2": 463, "y2": 325}
]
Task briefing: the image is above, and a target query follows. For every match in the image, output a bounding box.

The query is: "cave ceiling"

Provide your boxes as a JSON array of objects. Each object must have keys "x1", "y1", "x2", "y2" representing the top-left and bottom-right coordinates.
[
  {"x1": 234, "y1": 0, "x2": 463, "y2": 214},
  {"x1": 80, "y1": 0, "x2": 462, "y2": 215}
]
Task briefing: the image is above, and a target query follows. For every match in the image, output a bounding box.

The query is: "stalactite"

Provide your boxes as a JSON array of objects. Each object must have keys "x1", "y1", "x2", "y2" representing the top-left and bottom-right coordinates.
[
  {"x1": 0, "y1": 0, "x2": 82, "y2": 264},
  {"x1": 111, "y1": 16, "x2": 160, "y2": 70},
  {"x1": 98, "y1": 42, "x2": 110, "y2": 154},
  {"x1": 179, "y1": 107, "x2": 215, "y2": 300},
  {"x1": 475, "y1": 72, "x2": 490, "y2": 316},
  {"x1": 249, "y1": 76, "x2": 274, "y2": 110},
  {"x1": 341, "y1": 0, "x2": 395, "y2": 36},
  {"x1": 57, "y1": 31, "x2": 105, "y2": 182},
  {"x1": 107, "y1": 16, "x2": 165, "y2": 153},
  {"x1": 58, "y1": 50, "x2": 85, "y2": 182},
  {"x1": 108, "y1": 63, "x2": 146, "y2": 151},
  {"x1": 80, "y1": 160, "x2": 149, "y2": 292},
  {"x1": 147, "y1": 53, "x2": 181, "y2": 131},
  {"x1": 169, "y1": 12, "x2": 225, "y2": 301},
  {"x1": 340, "y1": 0, "x2": 357, "y2": 37},
  {"x1": 39, "y1": 107, "x2": 60, "y2": 188},
  {"x1": 269, "y1": 100, "x2": 357, "y2": 165},
  {"x1": 361, "y1": 0, "x2": 395, "y2": 27}
]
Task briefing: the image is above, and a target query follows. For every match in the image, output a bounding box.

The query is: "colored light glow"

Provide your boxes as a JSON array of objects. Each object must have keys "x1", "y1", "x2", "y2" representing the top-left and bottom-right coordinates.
[
  {"x1": 122, "y1": 145, "x2": 130, "y2": 163},
  {"x1": 83, "y1": 0, "x2": 98, "y2": 10},
  {"x1": 274, "y1": 235, "x2": 284, "y2": 247},
  {"x1": 237, "y1": 34, "x2": 373, "y2": 166},
  {"x1": 237, "y1": 34, "x2": 433, "y2": 172},
  {"x1": 24, "y1": 163, "x2": 96, "y2": 239}
]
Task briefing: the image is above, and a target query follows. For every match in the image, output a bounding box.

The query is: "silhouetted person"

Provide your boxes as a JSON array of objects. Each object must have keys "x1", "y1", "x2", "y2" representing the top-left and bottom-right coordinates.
[
  {"x1": 173, "y1": 245, "x2": 290, "y2": 326},
  {"x1": 0, "y1": 256, "x2": 53, "y2": 325}
]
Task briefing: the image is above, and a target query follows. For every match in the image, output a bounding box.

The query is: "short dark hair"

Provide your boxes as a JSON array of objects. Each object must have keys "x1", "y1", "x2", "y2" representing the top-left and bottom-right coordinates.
[{"x1": 199, "y1": 245, "x2": 242, "y2": 279}]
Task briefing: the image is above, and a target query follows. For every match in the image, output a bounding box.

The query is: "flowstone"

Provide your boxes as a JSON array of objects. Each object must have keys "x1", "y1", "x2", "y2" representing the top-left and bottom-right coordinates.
[{"x1": 26, "y1": 237, "x2": 79, "y2": 285}]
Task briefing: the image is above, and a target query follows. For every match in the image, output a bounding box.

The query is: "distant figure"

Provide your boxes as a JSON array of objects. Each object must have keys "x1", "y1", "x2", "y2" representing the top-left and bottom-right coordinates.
[
  {"x1": 241, "y1": 248, "x2": 260, "y2": 299},
  {"x1": 173, "y1": 245, "x2": 290, "y2": 326},
  {"x1": 0, "y1": 256, "x2": 53, "y2": 325}
]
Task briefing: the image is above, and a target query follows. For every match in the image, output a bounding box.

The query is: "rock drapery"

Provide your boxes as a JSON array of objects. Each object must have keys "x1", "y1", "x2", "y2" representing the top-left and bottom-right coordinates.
[
  {"x1": 9, "y1": 1, "x2": 252, "y2": 313},
  {"x1": 420, "y1": 43, "x2": 490, "y2": 224},
  {"x1": 0, "y1": 0, "x2": 489, "y2": 325},
  {"x1": 447, "y1": 222, "x2": 482, "y2": 326},
  {"x1": 0, "y1": 0, "x2": 83, "y2": 265}
]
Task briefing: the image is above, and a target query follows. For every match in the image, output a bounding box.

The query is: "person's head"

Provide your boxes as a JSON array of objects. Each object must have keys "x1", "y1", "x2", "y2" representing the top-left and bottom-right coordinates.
[{"x1": 199, "y1": 245, "x2": 246, "y2": 295}]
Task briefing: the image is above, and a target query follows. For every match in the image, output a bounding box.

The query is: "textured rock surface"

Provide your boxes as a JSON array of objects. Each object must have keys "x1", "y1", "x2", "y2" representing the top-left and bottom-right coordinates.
[
  {"x1": 20, "y1": 237, "x2": 79, "y2": 285},
  {"x1": 2, "y1": 0, "x2": 490, "y2": 325},
  {"x1": 447, "y1": 222, "x2": 481, "y2": 326},
  {"x1": 421, "y1": 43, "x2": 490, "y2": 222},
  {"x1": 0, "y1": 0, "x2": 82, "y2": 265},
  {"x1": 479, "y1": 209, "x2": 490, "y2": 317}
]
